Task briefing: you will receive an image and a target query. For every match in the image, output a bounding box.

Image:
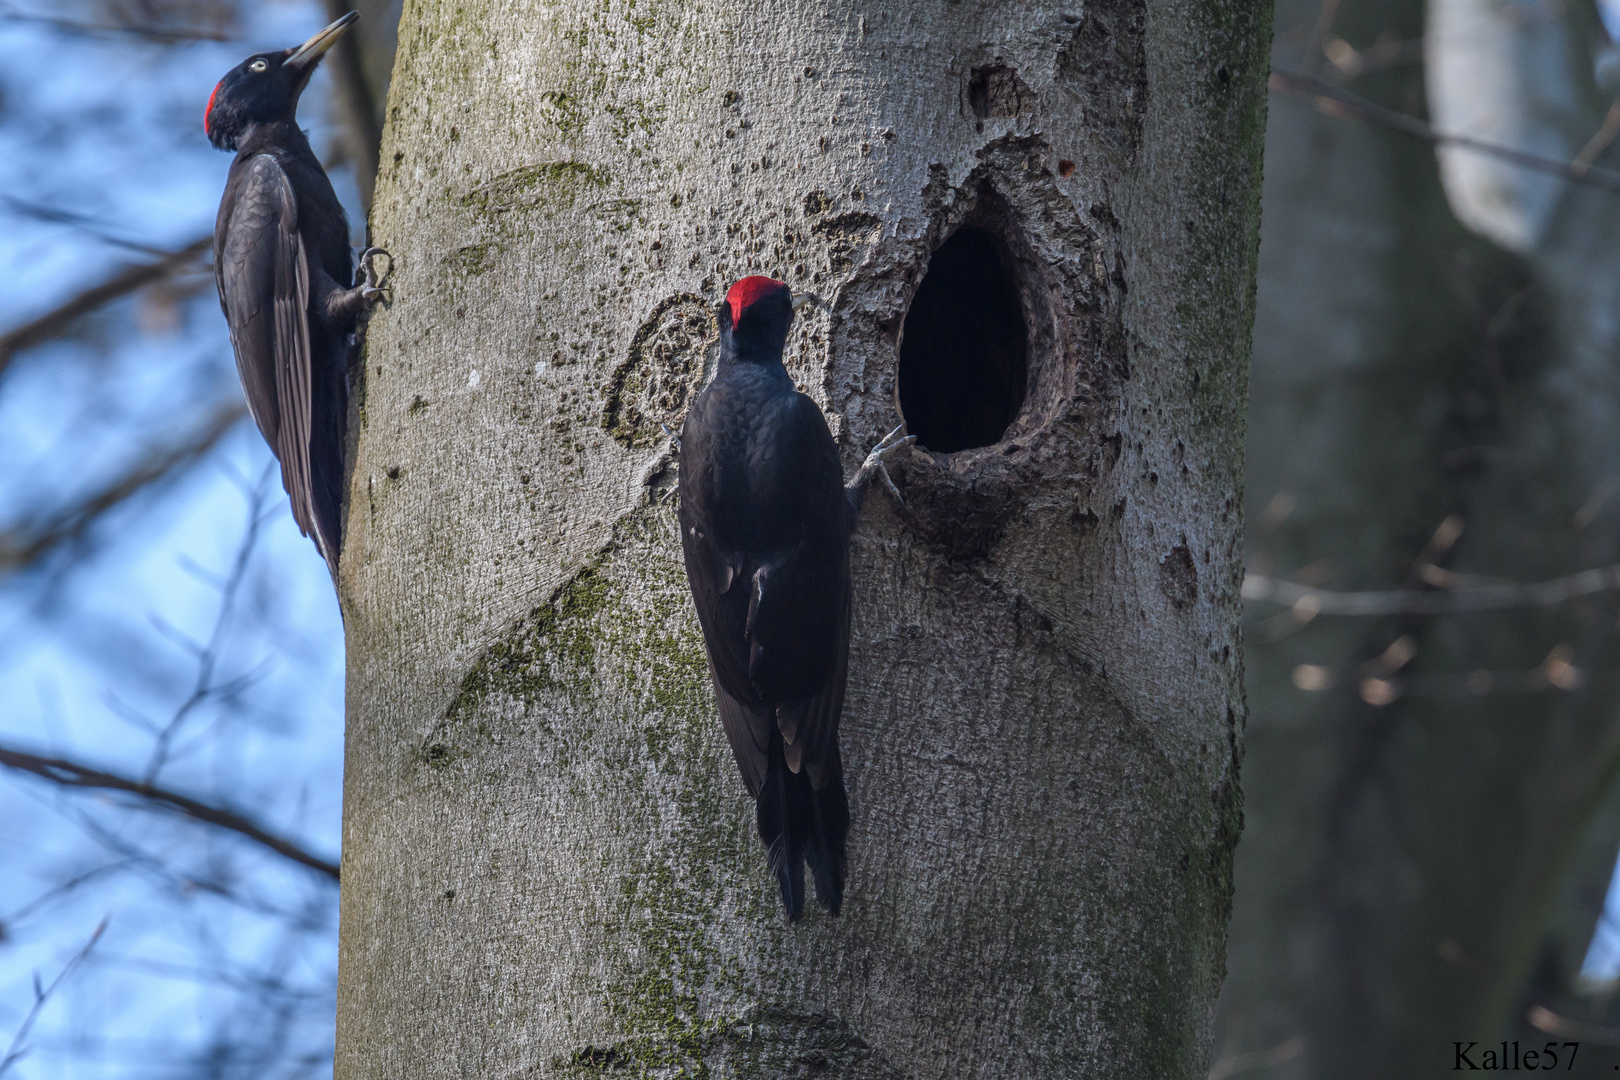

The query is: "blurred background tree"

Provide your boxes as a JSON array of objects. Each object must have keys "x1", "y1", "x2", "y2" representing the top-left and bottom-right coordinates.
[
  {"x1": 14, "y1": 0, "x2": 1620, "y2": 1076},
  {"x1": 1221, "y1": 0, "x2": 1620, "y2": 1076}
]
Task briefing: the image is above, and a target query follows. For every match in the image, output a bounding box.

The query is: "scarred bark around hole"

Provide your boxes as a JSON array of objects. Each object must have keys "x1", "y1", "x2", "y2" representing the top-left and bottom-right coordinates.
[{"x1": 336, "y1": 1, "x2": 1270, "y2": 1076}]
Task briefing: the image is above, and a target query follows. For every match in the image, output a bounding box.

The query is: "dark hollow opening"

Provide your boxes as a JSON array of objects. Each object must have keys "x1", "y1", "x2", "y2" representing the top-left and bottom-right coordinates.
[{"x1": 897, "y1": 226, "x2": 1028, "y2": 453}]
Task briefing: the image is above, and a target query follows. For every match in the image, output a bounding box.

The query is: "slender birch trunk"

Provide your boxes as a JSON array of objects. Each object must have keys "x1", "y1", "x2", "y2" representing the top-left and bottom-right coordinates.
[{"x1": 336, "y1": 1, "x2": 1269, "y2": 1074}]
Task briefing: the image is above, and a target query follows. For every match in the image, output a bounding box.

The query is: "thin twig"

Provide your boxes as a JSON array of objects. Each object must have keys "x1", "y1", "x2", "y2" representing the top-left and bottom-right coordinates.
[
  {"x1": 3, "y1": 860, "x2": 135, "y2": 928},
  {"x1": 0, "y1": 235, "x2": 213, "y2": 379},
  {"x1": 67, "y1": 811, "x2": 334, "y2": 927},
  {"x1": 0, "y1": 746, "x2": 340, "y2": 881},
  {"x1": 1527, "y1": 1004, "x2": 1620, "y2": 1045},
  {"x1": 2, "y1": 196, "x2": 177, "y2": 257},
  {"x1": 141, "y1": 465, "x2": 274, "y2": 784},
  {"x1": 0, "y1": 916, "x2": 107, "y2": 1077},
  {"x1": 0, "y1": 401, "x2": 246, "y2": 572},
  {"x1": 1574, "y1": 99, "x2": 1620, "y2": 175},
  {"x1": 1269, "y1": 68, "x2": 1620, "y2": 193},
  {"x1": 87, "y1": 952, "x2": 335, "y2": 1000},
  {"x1": 0, "y1": 5, "x2": 232, "y2": 42},
  {"x1": 1243, "y1": 565, "x2": 1620, "y2": 616}
]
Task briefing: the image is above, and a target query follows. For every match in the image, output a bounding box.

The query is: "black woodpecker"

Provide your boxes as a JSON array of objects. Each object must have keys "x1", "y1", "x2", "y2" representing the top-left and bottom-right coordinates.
[
  {"x1": 207, "y1": 12, "x2": 388, "y2": 583},
  {"x1": 676, "y1": 276, "x2": 913, "y2": 920}
]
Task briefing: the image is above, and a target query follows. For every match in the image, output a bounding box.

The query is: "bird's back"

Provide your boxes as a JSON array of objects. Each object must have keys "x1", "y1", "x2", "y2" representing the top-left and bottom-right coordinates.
[
  {"x1": 681, "y1": 363, "x2": 846, "y2": 558},
  {"x1": 679, "y1": 360, "x2": 850, "y2": 702}
]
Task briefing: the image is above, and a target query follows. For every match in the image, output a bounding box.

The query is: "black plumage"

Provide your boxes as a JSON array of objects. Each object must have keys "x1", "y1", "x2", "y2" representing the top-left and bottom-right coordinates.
[
  {"x1": 208, "y1": 12, "x2": 387, "y2": 582},
  {"x1": 676, "y1": 276, "x2": 911, "y2": 920}
]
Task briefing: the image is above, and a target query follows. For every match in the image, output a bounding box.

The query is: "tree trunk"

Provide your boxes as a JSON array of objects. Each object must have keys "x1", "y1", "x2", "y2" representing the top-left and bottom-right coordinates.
[{"x1": 336, "y1": 1, "x2": 1269, "y2": 1075}]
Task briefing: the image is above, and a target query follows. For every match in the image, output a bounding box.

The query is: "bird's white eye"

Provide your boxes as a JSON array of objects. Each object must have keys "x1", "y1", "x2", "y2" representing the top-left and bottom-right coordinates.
[{"x1": 249, "y1": 58, "x2": 268, "y2": 73}]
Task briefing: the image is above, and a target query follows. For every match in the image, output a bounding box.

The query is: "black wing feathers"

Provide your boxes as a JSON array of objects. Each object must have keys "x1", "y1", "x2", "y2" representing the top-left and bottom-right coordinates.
[
  {"x1": 775, "y1": 565, "x2": 851, "y2": 790},
  {"x1": 216, "y1": 153, "x2": 334, "y2": 578},
  {"x1": 711, "y1": 674, "x2": 772, "y2": 798},
  {"x1": 756, "y1": 736, "x2": 847, "y2": 920}
]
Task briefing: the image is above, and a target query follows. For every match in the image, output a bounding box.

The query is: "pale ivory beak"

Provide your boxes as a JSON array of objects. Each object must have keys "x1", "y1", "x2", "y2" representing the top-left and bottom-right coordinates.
[{"x1": 287, "y1": 11, "x2": 358, "y2": 71}]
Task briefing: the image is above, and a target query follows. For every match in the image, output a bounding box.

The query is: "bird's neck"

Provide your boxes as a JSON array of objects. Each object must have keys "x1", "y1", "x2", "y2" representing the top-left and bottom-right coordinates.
[
  {"x1": 715, "y1": 355, "x2": 794, "y2": 404},
  {"x1": 720, "y1": 331, "x2": 793, "y2": 369},
  {"x1": 235, "y1": 118, "x2": 313, "y2": 158},
  {"x1": 719, "y1": 349, "x2": 790, "y2": 376}
]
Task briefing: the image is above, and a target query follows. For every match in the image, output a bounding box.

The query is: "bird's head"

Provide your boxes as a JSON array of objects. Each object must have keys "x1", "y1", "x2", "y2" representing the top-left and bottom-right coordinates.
[
  {"x1": 205, "y1": 12, "x2": 357, "y2": 151},
  {"x1": 720, "y1": 277, "x2": 818, "y2": 365}
]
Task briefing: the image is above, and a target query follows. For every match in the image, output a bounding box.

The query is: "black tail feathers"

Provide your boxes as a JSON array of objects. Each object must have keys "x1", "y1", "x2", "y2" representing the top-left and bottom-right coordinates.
[{"x1": 756, "y1": 743, "x2": 847, "y2": 920}]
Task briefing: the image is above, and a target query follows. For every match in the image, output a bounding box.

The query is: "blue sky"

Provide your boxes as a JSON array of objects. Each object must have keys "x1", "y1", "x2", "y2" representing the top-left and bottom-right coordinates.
[{"x1": 0, "y1": 1, "x2": 351, "y2": 1073}]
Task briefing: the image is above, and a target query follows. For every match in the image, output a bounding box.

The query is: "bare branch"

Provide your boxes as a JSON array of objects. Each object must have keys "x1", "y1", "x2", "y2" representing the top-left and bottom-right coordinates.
[
  {"x1": 0, "y1": 4, "x2": 233, "y2": 42},
  {"x1": 0, "y1": 916, "x2": 107, "y2": 1077},
  {"x1": 0, "y1": 746, "x2": 341, "y2": 881},
  {"x1": 0, "y1": 235, "x2": 213, "y2": 380},
  {"x1": 1527, "y1": 1004, "x2": 1620, "y2": 1046},
  {"x1": 1269, "y1": 69, "x2": 1620, "y2": 193},
  {"x1": 1243, "y1": 565, "x2": 1620, "y2": 616},
  {"x1": 0, "y1": 401, "x2": 246, "y2": 572},
  {"x1": 67, "y1": 810, "x2": 335, "y2": 927}
]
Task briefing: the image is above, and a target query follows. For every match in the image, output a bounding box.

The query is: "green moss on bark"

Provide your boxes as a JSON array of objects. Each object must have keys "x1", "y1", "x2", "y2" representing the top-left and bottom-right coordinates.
[{"x1": 461, "y1": 161, "x2": 611, "y2": 217}]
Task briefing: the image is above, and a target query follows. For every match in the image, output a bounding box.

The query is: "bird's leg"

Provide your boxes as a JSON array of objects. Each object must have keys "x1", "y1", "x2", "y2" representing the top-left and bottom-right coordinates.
[
  {"x1": 357, "y1": 246, "x2": 392, "y2": 302},
  {"x1": 847, "y1": 424, "x2": 916, "y2": 508},
  {"x1": 320, "y1": 248, "x2": 393, "y2": 328},
  {"x1": 660, "y1": 422, "x2": 682, "y2": 456}
]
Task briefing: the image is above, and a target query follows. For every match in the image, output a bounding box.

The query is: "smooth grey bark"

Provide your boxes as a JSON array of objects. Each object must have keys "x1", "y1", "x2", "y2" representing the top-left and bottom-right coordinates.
[
  {"x1": 337, "y1": 1, "x2": 1268, "y2": 1075},
  {"x1": 1217, "y1": 0, "x2": 1620, "y2": 1074}
]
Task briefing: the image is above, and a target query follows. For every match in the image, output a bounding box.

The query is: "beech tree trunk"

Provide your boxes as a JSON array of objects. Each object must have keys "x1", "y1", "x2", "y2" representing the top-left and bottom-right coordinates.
[{"x1": 335, "y1": 1, "x2": 1269, "y2": 1075}]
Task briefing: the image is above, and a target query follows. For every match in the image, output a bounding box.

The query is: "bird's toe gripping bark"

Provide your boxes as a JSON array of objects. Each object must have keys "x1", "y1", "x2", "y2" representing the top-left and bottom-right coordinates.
[
  {"x1": 358, "y1": 246, "x2": 393, "y2": 303},
  {"x1": 854, "y1": 424, "x2": 917, "y2": 506},
  {"x1": 660, "y1": 422, "x2": 682, "y2": 456}
]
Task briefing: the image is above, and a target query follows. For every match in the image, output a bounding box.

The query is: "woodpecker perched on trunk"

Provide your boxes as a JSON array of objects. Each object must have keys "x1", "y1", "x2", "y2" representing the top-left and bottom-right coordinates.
[
  {"x1": 677, "y1": 276, "x2": 912, "y2": 920},
  {"x1": 207, "y1": 12, "x2": 388, "y2": 583}
]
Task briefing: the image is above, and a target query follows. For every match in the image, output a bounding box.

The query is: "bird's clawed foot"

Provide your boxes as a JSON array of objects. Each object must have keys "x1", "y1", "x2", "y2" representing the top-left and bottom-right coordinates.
[
  {"x1": 660, "y1": 422, "x2": 682, "y2": 456},
  {"x1": 358, "y1": 246, "x2": 392, "y2": 304},
  {"x1": 790, "y1": 289, "x2": 829, "y2": 313},
  {"x1": 855, "y1": 424, "x2": 917, "y2": 506}
]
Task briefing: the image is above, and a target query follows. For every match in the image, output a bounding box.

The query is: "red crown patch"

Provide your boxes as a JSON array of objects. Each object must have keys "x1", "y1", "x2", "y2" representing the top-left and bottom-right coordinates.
[{"x1": 725, "y1": 276, "x2": 786, "y2": 326}]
